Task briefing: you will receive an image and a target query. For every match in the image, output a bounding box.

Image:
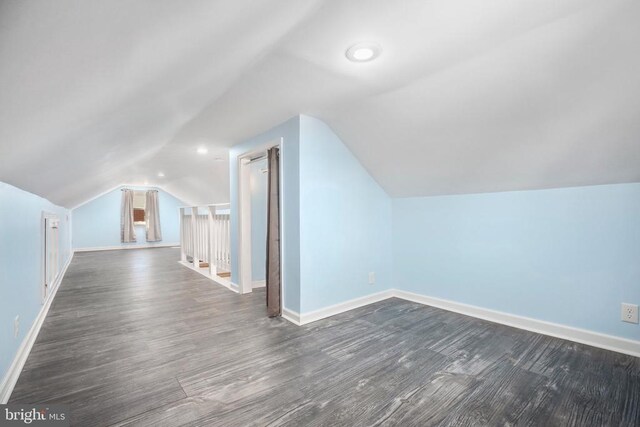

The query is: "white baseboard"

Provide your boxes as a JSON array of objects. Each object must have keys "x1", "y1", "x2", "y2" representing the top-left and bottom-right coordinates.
[
  {"x1": 177, "y1": 261, "x2": 239, "y2": 294},
  {"x1": 74, "y1": 243, "x2": 179, "y2": 252},
  {"x1": 392, "y1": 289, "x2": 640, "y2": 358},
  {"x1": 297, "y1": 290, "x2": 395, "y2": 325},
  {"x1": 282, "y1": 307, "x2": 302, "y2": 326},
  {"x1": 0, "y1": 251, "x2": 75, "y2": 404},
  {"x1": 252, "y1": 280, "x2": 266, "y2": 288},
  {"x1": 278, "y1": 287, "x2": 640, "y2": 358}
]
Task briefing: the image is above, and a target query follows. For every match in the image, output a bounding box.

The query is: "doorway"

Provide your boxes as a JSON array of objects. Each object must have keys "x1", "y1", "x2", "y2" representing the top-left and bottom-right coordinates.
[
  {"x1": 238, "y1": 139, "x2": 283, "y2": 317},
  {"x1": 249, "y1": 157, "x2": 268, "y2": 290}
]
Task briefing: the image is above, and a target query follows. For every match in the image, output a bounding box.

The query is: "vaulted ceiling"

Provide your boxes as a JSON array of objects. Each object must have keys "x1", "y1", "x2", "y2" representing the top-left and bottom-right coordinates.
[{"x1": 1, "y1": 0, "x2": 638, "y2": 207}]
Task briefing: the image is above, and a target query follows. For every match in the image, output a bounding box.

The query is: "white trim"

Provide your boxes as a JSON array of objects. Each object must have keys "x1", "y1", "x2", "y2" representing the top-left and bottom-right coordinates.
[
  {"x1": 229, "y1": 282, "x2": 240, "y2": 293},
  {"x1": 70, "y1": 184, "x2": 194, "y2": 210},
  {"x1": 41, "y1": 211, "x2": 59, "y2": 304},
  {"x1": 74, "y1": 243, "x2": 179, "y2": 252},
  {"x1": 238, "y1": 156, "x2": 253, "y2": 294},
  {"x1": 392, "y1": 289, "x2": 640, "y2": 358},
  {"x1": 278, "y1": 139, "x2": 287, "y2": 312},
  {"x1": 276, "y1": 288, "x2": 640, "y2": 358},
  {"x1": 252, "y1": 280, "x2": 266, "y2": 288},
  {"x1": 298, "y1": 290, "x2": 395, "y2": 325},
  {"x1": 178, "y1": 203, "x2": 230, "y2": 209},
  {"x1": 0, "y1": 251, "x2": 74, "y2": 404},
  {"x1": 282, "y1": 307, "x2": 301, "y2": 326},
  {"x1": 237, "y1": 138, "x2": 284, "y2": 299},
  {"x1": 177, "y1": 261, "x2": 239, "y2": 294}
]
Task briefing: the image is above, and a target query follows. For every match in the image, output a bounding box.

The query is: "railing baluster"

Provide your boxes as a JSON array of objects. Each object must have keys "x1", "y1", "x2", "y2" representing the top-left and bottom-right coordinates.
[
  {"x1": 191, "y1": 207, "x2": 198, "y2": 267},
  {"x1": 179, "y1": 204, "x2": 230, "y2": 280},
  {"x1": 179, "y1": 208, "x2": 184, "y2": 262}
]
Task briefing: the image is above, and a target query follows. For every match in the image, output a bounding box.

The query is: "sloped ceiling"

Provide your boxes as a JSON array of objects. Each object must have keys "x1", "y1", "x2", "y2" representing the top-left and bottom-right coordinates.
[{"x1": 1, "y1": 0, "x2": 639, "y2": 207}]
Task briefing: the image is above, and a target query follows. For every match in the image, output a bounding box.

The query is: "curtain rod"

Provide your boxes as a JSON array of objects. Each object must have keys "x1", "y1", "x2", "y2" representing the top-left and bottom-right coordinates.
[{"x1": 247, "y1": 154, "x2": 267, "y2": 164}]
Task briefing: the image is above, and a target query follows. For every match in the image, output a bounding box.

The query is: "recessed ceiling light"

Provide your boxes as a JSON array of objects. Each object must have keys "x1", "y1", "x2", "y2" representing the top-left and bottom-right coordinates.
[
  {"x1": 197, "y1": 147, "x2": 208, "y2": 155},
  {"x1": 157, "y1": 172, "x2": 165, "y2": 177},
  {"x1": 346, "y1": 42, "x2": 381, "y2": 62}
]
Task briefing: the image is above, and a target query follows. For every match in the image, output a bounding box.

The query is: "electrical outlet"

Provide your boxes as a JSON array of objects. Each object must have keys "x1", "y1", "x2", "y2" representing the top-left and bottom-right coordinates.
[
  {"x1": 621, "y1": 303, "x2": 639, "y2": 324},
  {"x1": 368, "y1": 272, "x2": 375, "y2": 285},
  {"x1": 14, "y1": 315, "x2": 19, "y2": 338}
]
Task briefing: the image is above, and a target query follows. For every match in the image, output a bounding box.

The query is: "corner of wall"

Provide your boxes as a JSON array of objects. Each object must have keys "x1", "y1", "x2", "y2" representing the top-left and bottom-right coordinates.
[
  {"x1": 228, "y1": 116, "x2": 303, "y2": 313},
  {"x1": 297, "y1": 116, "x2": 393, "y2": 314}
]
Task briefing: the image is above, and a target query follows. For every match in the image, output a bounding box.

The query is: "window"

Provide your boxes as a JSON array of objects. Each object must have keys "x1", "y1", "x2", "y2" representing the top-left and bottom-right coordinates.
[{"x1": 133, "y1": 191, "x2": 146, "y2": 225}]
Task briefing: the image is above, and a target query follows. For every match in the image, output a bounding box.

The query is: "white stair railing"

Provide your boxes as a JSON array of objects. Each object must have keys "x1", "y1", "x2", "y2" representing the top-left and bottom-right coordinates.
[{"x1": 179, "y1": 204, "x2": 231, "y2": 277}]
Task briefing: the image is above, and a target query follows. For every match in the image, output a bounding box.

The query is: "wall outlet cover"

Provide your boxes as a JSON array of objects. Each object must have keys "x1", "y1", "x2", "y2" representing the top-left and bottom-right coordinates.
[
  {"x1": 621, "y1": 303, "x2": 639, "y2": 324},
  {"x1": 368, "y1": 272, "x2": 375, "y2": 285}
]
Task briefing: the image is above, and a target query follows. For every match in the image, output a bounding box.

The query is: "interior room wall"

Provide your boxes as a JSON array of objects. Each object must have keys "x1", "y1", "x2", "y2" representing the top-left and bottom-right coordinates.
[
  {"x1": 229, "y1": 116, "x2": 301, "y2": 313},
  {"x1": 228, "y1": 115, "x2": 638, "y2": 346},
  {"x1": 250, "y1": 159, "x2": 268, "y2": 283},
  {"x1": 72, "y1": 185, "x2": 184, "y2": 250},
  {"x1": 298, "y1": 115, "x2": 393, "y2": 313},
  {"x1": 229, "y1": 115, "x2": 393, "y2": 315},
  {"x1": 393, "y1": 183, "x2": 640, "y2": 341},
  {"x1": 0, "y1": 182, "x2": 72, "y2": 386}
]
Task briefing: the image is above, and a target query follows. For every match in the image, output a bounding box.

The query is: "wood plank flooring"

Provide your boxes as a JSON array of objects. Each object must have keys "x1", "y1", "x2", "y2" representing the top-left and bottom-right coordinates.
[{"x1": 10, "y1": 248, "x2": 640, "y2": 426}]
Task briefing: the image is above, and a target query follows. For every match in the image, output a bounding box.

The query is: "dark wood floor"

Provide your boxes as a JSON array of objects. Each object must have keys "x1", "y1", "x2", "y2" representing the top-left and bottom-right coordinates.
[{"x1": 10, "y1": 248, "x2": 640, "y2": 426}]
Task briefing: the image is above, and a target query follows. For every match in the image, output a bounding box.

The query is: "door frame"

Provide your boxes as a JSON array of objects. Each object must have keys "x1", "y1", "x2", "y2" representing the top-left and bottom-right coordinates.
[
  {"x1": 237, "y1": 138, "x2": 284, "y2": 303},
  {"x1": 41, "y1": 211, "x2": 59, "y2": 304}
]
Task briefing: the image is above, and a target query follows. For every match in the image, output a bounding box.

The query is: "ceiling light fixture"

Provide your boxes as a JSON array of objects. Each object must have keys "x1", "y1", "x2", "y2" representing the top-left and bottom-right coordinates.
[
  {"x1": 346, "y1": 42, "x2": 381, "y2": 62},
  {"x1": 157, "y1": 172, "x2": 165, "y2": 177},
  {"x1": 197, "y1": 147, "x2": 208, "y2": 155}
]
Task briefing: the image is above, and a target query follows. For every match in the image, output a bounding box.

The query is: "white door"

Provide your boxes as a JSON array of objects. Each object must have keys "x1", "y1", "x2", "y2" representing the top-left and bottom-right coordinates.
[{"x1": 43, "y1": 215, "x2": 59, "y2": 302}]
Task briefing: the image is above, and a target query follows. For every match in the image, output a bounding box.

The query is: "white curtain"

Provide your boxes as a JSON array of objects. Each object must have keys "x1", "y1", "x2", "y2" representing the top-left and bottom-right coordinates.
[
  {"x1": 121, "y1": 189, "x2": 136, "y2": 243},
  {"x1": 145, "y1": 190, "x2": 162, "y2": 242}
]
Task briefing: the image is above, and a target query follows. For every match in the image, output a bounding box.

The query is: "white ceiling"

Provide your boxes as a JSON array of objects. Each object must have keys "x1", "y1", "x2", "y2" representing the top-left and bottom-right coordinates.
[{"x1": 1, "y1": 0, "x2": 638, "y2": 207}]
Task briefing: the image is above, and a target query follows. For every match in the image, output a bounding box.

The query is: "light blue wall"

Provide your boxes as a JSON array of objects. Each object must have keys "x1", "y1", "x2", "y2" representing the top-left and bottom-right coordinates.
[
  {"x1": 229, "y1": 116, "x2": 301, "y2": 312},
  {"x1": 229, "y1": 115, "x2": 639, "y2": 344},
  {"x1": 299, "y1": 116, "x2": 393, "y2": 313},
  {"x1": 0, "y1": 182, "x2": 72, "y2": 383},
  {"x1": 229, "y1": 116, "x2": 393, "y2": 314},
  {"x1": 393, "y1": 183, "x2": 640, "y2": 341},
  {"x1": 72, "y1": 186, "x2": 184, "y2": 249},
  {"x1": 250, "y1": 159, "x2": 268, "y2": 281}
]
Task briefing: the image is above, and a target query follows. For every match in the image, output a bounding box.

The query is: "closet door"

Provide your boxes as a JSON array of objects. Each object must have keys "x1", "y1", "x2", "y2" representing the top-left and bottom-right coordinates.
[{"x1": 43, "y1": 215, "x2": 59, "y2": 302}]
